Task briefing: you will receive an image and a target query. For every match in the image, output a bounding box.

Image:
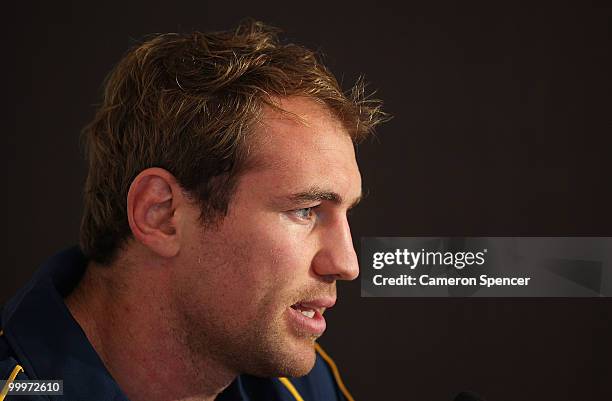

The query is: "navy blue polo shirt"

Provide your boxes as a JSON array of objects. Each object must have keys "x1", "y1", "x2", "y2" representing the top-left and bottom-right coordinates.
[{"x1": 0, "y1": 247, "x2": 353, "y2": 401}]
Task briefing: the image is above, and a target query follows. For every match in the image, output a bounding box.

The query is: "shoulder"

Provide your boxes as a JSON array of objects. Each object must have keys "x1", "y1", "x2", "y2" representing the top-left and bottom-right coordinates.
[
  {"x1": 0, "y1": 330, "x2": 26, "y2": 378},
  {"x1": 0, "y1": 331, "x2": 41, "y2": 401}
]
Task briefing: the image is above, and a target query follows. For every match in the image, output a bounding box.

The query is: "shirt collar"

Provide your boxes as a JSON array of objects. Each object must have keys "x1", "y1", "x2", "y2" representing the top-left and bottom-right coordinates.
[
  {"x1": 1, "y1": 246, "x2": 247, "y2": 401},
  {"x1": 2, "y1": 247, "x2": 130, "y2": 400}
]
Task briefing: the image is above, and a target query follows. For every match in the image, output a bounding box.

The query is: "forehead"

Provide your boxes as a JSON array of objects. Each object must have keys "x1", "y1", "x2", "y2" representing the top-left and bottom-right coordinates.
[{"x1": 244, "y1": 97, "x2": 361, "y2": 200}]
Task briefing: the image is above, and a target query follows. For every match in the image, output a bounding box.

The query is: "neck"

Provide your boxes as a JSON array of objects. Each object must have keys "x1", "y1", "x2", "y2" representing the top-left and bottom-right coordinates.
[{"x1": 65, "y1": 255, "x2": 236, "y2": 401}]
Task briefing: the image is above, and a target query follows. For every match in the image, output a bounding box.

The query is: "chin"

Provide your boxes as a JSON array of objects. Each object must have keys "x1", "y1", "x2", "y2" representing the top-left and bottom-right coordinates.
[
  {"x1": 279, "y1": 345, "x2": 317, "y2": 377},
  {"x1": 248, "y1": 337, "x2": 317, "y2": 378}
]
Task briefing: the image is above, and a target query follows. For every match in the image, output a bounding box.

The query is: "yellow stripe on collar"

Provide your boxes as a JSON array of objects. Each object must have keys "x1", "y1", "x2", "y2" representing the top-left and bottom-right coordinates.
[
  {"x1": 278, "y1": 377, "x2": 305, "y2": 401},
  {"x1": 315, "y1": 343, "x2": 355, "y2": 401},
  {"x1": 0, "y1": 364, "x2": 24, "y2": 401}
]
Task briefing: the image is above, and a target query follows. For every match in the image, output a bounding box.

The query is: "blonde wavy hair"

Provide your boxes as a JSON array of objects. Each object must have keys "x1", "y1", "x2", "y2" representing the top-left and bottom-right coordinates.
[{"x1": 80, "y1": 20, "x2": 388, "y2": 265}]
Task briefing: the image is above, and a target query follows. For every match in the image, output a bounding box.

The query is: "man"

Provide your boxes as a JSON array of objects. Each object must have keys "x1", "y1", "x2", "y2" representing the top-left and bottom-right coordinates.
[{"x1": 0, "y1": 21, "x2": 386, "y2": 401}]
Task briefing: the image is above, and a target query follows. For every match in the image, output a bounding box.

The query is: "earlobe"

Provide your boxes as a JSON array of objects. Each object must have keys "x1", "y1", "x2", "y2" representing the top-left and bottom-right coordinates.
[{"x1": 127, "y1": 168, "x2": 182, "y2": 258}]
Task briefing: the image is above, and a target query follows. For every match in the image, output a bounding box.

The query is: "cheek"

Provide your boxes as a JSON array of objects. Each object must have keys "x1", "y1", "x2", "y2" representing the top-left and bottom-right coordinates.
[
  {"x1": 229, "y1": 210, "x2": 313, "y2": 267},
  {"x1": 185, "y1": 208, "x2": 318, "y2": 311},
  {"x1": 229, "y1": 221, "x2": 317, "y2": 305},
  {"x1": 241, "y1": 231, "x2": 308, "y2": 287}
]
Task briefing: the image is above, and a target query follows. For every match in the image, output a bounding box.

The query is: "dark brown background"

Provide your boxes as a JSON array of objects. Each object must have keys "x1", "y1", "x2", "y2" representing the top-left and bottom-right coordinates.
[{"x1": 2, "y1": 1, "x2": 611, "y2": 400}]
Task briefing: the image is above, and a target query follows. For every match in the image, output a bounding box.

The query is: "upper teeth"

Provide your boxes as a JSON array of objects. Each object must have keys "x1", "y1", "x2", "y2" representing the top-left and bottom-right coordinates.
[{"x1": 300, "y1": 310, "x2": 315, "y2": 318}]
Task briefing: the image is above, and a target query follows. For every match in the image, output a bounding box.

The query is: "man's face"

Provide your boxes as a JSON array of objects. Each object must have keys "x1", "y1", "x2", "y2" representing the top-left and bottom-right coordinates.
[{"x1": 173, "y1": 97, "x2": 361, "y2": 377}]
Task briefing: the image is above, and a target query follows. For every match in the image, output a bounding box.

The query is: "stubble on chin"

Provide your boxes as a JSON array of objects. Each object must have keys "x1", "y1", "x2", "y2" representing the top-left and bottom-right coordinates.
[{"x1": 176, "y1": 300, "x2": 317, "y2": 379}]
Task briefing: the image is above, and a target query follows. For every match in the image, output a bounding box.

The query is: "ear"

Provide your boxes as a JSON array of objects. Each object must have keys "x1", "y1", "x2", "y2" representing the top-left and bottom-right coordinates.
[{"x1": 127, "y1": 167, "x2": 185, "y2": 258}]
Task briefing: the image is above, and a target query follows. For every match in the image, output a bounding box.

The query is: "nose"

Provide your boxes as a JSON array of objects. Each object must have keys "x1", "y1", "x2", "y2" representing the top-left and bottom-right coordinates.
[{"x1": 311, "y1": 216, "x2": 359, "y2": 281}]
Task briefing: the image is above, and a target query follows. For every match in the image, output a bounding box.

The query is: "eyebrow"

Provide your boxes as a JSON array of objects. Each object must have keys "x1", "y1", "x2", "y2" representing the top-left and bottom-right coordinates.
[{"x1": 285, "y1": 187, "x2": 362, "y2": 209}]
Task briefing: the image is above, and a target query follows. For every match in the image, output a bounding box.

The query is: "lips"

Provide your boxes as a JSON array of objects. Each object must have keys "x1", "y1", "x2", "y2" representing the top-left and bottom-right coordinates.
[{"x1": 287, "y1": 297, "x2": 336, "y2": 337}]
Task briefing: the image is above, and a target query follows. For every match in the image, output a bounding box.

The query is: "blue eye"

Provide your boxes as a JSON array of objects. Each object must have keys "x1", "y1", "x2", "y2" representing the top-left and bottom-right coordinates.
[{"x1": 294, "y1": 207, "x2": 314, "y2": 220}]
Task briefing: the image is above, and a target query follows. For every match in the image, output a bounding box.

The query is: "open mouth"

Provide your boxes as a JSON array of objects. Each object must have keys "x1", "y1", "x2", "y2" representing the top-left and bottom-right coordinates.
[
  {"x1": 290, "y1": 303, "x2": 317, "y2": 319},
  {"x1": 286, "y1": 297, "x2": 335, "y2": 336},
  {"x1": 287, "y1": 302, "x2": 325, "y2": 336}
]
